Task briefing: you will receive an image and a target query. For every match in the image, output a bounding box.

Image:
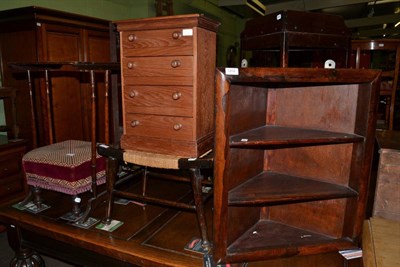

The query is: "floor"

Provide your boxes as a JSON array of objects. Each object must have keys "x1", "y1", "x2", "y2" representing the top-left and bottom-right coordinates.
[{"x1": 0, "y1": 230, "x2": 75, "y2": 267}]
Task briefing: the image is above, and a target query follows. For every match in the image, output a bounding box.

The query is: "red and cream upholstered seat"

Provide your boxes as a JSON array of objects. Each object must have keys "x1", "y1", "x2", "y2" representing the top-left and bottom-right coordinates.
[{"x1": 23, "y1": 140, "x2": 106, "y2": 195}]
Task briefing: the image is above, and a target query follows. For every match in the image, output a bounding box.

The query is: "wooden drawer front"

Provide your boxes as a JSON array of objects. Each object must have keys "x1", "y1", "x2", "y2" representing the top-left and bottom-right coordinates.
[
  {"x1": 0, "y1": 155, "x2": 21, "y2": 178},
  {"x1": 125, "y1": 114, "x2": 193, "y2": 140},
  {"x1": 122, "y1": 56, "x2": 193, "y2": 78},
  {"x1": 121, "y1": 29, "x2": 193, "y2": 57},
  {"x1": 0, "y1": 175, "x2": 23, "y2": 198},
  {"x1": 124, "y1": 86, "x2": 193, "y2": 117}
]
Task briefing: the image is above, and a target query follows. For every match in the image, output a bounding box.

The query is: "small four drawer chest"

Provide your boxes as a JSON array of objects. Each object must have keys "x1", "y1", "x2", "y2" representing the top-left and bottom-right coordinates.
[{"x1": 115, "y1": 14, "x2": 220, "y2": 157}]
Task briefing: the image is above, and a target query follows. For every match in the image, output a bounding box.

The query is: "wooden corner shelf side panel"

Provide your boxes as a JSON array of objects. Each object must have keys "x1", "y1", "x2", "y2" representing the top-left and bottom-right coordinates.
[{"x1": 212, "y1": 67, "x2": 381, "y2": 264}]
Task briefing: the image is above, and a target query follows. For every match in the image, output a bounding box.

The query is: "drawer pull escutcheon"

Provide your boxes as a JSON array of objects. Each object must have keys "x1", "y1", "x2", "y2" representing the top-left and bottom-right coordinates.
[
  {"x1": 127, "y1": 62, "x2": 134, "y2": 69},
  {"x1": 173, "y1": 124, "x2": 182, "y2": 131},
  {"x1": 172, "y1": 92, "x2": 181, "y2": 100},
  {"x1": 128, "y1": 34, "x2": 137, "y2": 42},
  {"x1": 129, "y1": 91, "x2": 138, "y2": 98},
  {"x1": 130, "y1": 120, "x2": 140, "y2": 127},
  {"x1": 171, "y1": 60, "x2": 181, "y2": 68},
  {"x1": 172, "y1": 31, "x2": 181, "y2": 39}
]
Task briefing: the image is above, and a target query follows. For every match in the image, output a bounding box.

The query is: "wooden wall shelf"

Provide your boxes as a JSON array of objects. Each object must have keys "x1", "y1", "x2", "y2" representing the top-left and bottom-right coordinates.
[{"x1": 213, "y1": 67, "x2": 380, "y2": 264}]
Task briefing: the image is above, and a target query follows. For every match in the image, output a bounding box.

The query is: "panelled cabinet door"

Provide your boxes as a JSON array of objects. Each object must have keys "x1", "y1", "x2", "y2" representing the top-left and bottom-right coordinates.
[
  {"x1": 84, "y1": 29, "x2": 111, "y2": 142},
  {"x1": 36, "y1": 23, "x2": 111, "y2": 144},
  {"x1": 37, "y1": 23, "x2": 85, "y2": 143}
]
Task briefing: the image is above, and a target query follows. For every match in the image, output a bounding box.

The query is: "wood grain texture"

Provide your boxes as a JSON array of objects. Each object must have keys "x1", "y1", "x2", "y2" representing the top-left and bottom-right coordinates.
[
  {"x1": 118, "y1": 15, "x2": 219, "y2": 157},
  {"x1": 362, "y1": 217, "x2": 400, "y2": 267},
  {"x1": 123, "y1": 85, "x2": 193, "y2": 116},
  {"x1": 121, "y1": 28, "x2": 193, "y2": 57}
]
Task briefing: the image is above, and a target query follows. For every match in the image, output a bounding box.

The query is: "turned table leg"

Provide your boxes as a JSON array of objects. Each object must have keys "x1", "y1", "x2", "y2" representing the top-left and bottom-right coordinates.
[
  {"x1": 190, "y1": 168, "x2": 211, "y2": 252},
  {"x1": 7, "y1": 225, "x2": 45, "y2": 267},
  {"x1": 104, "y1": 156, "x2": 119, "y2": 225}
]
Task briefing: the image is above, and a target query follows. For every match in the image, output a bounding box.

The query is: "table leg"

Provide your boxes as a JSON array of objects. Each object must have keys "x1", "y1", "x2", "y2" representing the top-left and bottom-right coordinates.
[
  {"x1": 190, "y1": 168, "x2": 211, "y2": 252},
  {"x1": 7, "y1": 225, "x2": 45, "y2": 267}
]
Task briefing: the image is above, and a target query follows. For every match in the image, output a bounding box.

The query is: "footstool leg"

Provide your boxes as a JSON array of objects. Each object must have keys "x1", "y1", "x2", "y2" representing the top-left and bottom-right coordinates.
[
  {"x1": 32, "y1": 186, "x2": 43, "y2": 209},
  {"x1": 18, "y1": 186, "x2": 33, "y2": 206},
  {"x1": 190, "y1": 168, "x2": 211, "y2": 252},
  {"x1": 72, "y1": 195, "x2": 82, "y2": 219}
]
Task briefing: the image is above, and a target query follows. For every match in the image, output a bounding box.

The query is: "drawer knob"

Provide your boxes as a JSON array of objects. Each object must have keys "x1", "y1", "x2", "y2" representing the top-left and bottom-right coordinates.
[
  {"x1": 172, "y1": 31, "x2": 181, "y2": 39},
  {"x1": 173, "y1": 123, "x2": 182, "y2": 131},
  {"x1": 128, "y1": 34, "x2": 137, "y2": 42},
  {"x1": 171, "y1": 60, "x2": 181, "y2": 68},
  {"x1": 127, "y1": 62, "x2": 134, "y2": 69},
  {"x1": 3, "y1": 167, "x2": 8, "y2": 172},
  {"x1": 130, "y1": 120, "x2": 140, "y2": 127},
  {"x1": 129, "y1": 91, "x2": 138, "y2": 98},
  {"x1": 172, "y1": 92, "x2": 181, "y2": 100}
]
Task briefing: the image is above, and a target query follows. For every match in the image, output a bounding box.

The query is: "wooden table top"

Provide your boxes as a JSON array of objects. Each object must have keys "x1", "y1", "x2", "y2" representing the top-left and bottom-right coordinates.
[{"x1": 0, "y1": 180, "x2": 207, "y2": 267}]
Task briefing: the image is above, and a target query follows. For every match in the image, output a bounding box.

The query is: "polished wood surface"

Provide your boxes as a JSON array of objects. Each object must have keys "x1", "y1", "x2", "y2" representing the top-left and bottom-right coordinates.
[
  {"x1": 0, "y1": 179, "x2": 362, "y2": 267},
  {"x1": 213, "y1": 67, "x2": 380, "y2": 263},
  {"x1": 116, "y1": 14, "x2": 220, "y2": 157},
  {"x1": 0, "y1": 181, "x2": 209, "y2": 266}
]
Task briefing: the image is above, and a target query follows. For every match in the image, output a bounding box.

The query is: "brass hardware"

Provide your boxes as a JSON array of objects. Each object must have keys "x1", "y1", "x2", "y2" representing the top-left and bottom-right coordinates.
[
  {"x1": 127, "y1": 62, "x2": 134, "y2": 69},
  {"x1": 172, "y1": 31, "x2": 181, "y2": 39},
  {"x1": 128, "y1": 34, "x2": 136, "y2": 42},
  {"x1": 173, "y1": 123, "x2": 182, "y2": 131},
  {"x1": 171, "y1": 60, "x2": 181, "y2": 68},
  {"x1": 129, "y1": 91, "x2": 137, "y2": 98},
  {"x1": 130, "y1": 120, "x2": 140, "y2": 127},
  {"x1": 172, "y1": 92, "x2": 181, "y2": 100}
]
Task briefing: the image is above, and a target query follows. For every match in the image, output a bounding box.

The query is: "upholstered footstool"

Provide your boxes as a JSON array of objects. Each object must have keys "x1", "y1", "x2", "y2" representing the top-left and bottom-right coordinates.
[{"x1": 20, "y1": 140, "x2": 106, "y2": 220}]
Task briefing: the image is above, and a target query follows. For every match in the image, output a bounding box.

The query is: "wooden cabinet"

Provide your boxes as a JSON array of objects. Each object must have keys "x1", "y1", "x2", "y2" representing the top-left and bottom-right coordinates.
[
  {"x1": 115, "y1": 14, "x2": 220, "y2": 157},
  {"x1": 240, "y1": 10, "x2": 351, "y2": 68},
  {"x1": 350, "y1": 39, "x2": 400, "y2": 130},
  {"x1": 0, "y1": 136, "x2": 27, "y2": 203},
  {"x1": 213, "y1": 67, "x2": 380, "y2": 264},
  {"x1": 0, "y1": 6, "x2": 111, "y2": 149}
]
